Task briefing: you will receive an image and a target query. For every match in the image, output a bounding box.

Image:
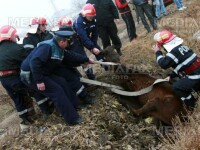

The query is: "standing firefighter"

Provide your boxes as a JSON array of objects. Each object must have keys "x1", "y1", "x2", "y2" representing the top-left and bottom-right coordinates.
[
  {"x1": 86, "y1": 0, "x2": 123, "y2": 55},
  {"x1": 115, "y1": 0, "x2": 137, "y2": 42},
  {"x1": 0, "y1": 25, "x2": 50, "y2": 129},
  {"x1": 152, "y1": 30, "x2": 200, "y2": 109},
  {"x1": 20, "y1": 30, "x2": 90, "y2": 125}
]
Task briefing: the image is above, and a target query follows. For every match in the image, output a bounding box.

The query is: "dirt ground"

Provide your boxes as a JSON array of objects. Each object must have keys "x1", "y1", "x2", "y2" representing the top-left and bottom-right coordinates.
[{"x1": 1, "y1": 0, "x2": 200, "y2": 149}]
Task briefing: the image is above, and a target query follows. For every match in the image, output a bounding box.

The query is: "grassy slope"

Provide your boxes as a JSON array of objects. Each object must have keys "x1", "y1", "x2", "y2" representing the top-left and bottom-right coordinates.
[{"x1": 1, "y1": 0, "x2": 200, "y2": 149}]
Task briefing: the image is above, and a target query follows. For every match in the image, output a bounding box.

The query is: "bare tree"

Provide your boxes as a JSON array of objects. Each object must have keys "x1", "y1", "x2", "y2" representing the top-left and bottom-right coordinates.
[{"x1": 72, "y1": 0, "x2": 86, "y2": 10}]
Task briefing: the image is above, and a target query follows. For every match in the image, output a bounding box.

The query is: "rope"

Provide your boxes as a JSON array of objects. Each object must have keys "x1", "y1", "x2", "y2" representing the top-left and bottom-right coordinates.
[
  {"x1": 110, "y1": 79, "x2": 169, "y2": 96},
  {"x1": 80, "y1": 77, "x2": 169, "y2": 96}
]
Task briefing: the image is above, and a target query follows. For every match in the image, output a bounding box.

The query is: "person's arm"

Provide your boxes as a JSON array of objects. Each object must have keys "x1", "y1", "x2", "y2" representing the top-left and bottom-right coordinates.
[
  {"x1": 156, "y1": 51, "x2": 176, "y2": 69},
  {"x1": 23, "y1": 35, "x2": 35, "y2": 50},
  {"x1": 62, "y1": 50, "x2": 89, "y2": 66},
  {"x1": 75, "y1": 17, "x2": 96, "y2": 50},
  {"x1": 30, "y1": 44, "x2": 51, "y2": 84}
]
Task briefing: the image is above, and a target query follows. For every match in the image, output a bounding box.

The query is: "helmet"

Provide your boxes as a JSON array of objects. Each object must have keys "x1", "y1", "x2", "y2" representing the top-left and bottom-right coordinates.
[
  {"x1": 31, "y1": 17, "x2": 47, "y2": 25},
  {"x1": 57, "y1": 17, "x2": 73, "y2": 27},
  {"x1": 28, "y1": 17, "x2": 47, "y2": 34},
  {"x1": 154, "y1": 30, "x2": 176, "y2": 46},
  {"x1": 0, "y1": 25, "x2": 17, "y2": 42},
  {"x1": 81, "y1": 3, "x2": 96, "y2": 16}
]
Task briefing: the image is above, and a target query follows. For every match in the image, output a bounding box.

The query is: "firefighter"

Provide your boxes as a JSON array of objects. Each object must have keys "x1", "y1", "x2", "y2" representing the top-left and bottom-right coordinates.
[
  {"x1": 86, "y1": 0, "x2": 123, "y2": 55},
  {"x1": 152, "y1": 30, "x2": 200, "y2": 109},
  {"x1": 20, "y1": 30, "x2": 94, "y2": 125},
  {"x1": 50, "y1": 17, "x2": 97, "y2": 105},
  {"x1": 23, "y1": 17, "x2": 53, "y2": 50},
  {"x1": 0, "y1": 25, "x2": 51, "y2": 129}
]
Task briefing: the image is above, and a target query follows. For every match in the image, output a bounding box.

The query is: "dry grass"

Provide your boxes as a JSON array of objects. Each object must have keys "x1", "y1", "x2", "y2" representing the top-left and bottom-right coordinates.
[
  {"x1": 1, "y1": 0, "x2": 200, "y2": 149},
  {"x1": 158, "y1": 100, "x2": 200, "y2": 150}
]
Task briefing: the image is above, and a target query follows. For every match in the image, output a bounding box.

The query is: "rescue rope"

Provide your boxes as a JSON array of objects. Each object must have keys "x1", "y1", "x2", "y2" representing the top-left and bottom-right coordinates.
[
  {"x1": 80, "y1": 78, "x2": 169, "y2": 96},
  {"x1": 80, "y1": 78, "x2": 124, "y2": 90},
  {"x1": 93, "y1": 61, "x2": 120, "y2": 66},
  {"x1": 110, "y1": 79, "x2": 169, "y2": 96}
]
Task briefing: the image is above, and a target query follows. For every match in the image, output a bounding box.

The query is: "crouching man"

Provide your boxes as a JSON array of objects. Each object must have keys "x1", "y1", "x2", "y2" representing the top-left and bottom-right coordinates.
[
  {"x1": 20, "y1": 30, "x2": 93, "y2": 125},
  {"x1": 152, "y1": 30, "x2": 200, "y2": 110}
]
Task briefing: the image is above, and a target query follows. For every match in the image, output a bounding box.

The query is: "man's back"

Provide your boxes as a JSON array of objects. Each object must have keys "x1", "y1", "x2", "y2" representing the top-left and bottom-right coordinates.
[{"x1": 86, "y1": 0, "x2": 119, "y2": 25}]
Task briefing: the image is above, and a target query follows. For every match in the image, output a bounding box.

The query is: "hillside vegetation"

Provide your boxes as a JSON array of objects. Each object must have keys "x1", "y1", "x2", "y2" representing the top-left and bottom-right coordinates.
[{"x1": 0, "y1": 0, "x2": 200, "y2": 149}]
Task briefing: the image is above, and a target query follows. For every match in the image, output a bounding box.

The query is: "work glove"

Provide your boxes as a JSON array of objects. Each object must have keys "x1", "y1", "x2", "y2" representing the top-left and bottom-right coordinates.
[{"x1": 20, "y1": 70, "x2": 31, "y2": 84}]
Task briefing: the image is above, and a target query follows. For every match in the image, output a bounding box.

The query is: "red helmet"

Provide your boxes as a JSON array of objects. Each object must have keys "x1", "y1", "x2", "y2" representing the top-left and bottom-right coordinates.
[
  {"x1": 81, "y1": 3, "x2": 96, "y2": 16},
  {"x1": 0, "y1": 25, "x2": 17, "y2": 42},
  {"x1": 154, "y1": 30, "x2": 176, "y2": 46},
  {"x1": 57, "y1": 17, "x2": 73, "y2": 27},
  {"x1": 31, "y1": 17, "x2": 47, "y2": 25}
]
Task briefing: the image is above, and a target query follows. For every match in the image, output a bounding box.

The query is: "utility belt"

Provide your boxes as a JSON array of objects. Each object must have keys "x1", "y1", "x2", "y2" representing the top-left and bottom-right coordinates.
[
  {"x1": 0, "y1": 69, "x2": 19, "y2": 77},
  {"x1": 184, "y1": 57, "x2": 200, "y2": 74}
]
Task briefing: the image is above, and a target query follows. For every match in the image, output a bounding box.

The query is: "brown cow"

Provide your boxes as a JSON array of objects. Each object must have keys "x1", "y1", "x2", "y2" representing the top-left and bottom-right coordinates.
[
  {"x1": 115, "y1": 71, "x2": 187, "y2": 125},
  {"x1": 102, "y1": 46, "x2": 187, "y2": 125}
]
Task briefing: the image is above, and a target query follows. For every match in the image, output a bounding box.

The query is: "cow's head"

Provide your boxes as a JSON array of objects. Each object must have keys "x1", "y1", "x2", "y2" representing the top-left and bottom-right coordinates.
[{"x1": 101, "y1": 45, "x2": 120, "y2": 63}]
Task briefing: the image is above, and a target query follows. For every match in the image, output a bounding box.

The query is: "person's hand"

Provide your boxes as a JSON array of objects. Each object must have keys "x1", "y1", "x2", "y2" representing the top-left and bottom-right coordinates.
[
  {"x1": 152, "y1": 44, "x2": 160, "y2": 53},
  {"x1": 92, "y1": 48, "x2": 100, "y2": 55},
  {"x1": 164, "y1": 76, "x2": 171, "y2": 81},
  {"x1": 37, "y1": 82, "x2": 45, "y2": 91}
]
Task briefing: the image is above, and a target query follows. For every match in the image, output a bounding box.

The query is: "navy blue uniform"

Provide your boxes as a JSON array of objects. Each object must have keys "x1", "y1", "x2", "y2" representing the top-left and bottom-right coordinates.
[
  {"x1": 73, "y1": 15, "x2": 100, "y2": 51},
  {"x1": 21, "y1": 39, "x2": 81, "y2": 124},
  {"x1": 23, "y1": 31, "x2": 53, "y2": 50},
  {"x1": 86, "y1": 0, "x2": 122, "y2": 51},
  {"x1": 156, "y1": 44, "x2": 200, "y2": 108},
  {"x1": 73, "y1": 15, "x2": 109, "y2": 70}
]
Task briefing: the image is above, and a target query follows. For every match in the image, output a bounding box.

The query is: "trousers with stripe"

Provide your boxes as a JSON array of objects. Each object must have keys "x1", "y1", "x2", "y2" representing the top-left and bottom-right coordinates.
[
  {"x1": 21, "y1": 74, "x2": 80, "y2": 123},
  {"x1": 1, "y1": 77, "x2": 49, "y2": 119},
  {"x1": 172, "y1": 68, "x2": 200, "y2": 107}
]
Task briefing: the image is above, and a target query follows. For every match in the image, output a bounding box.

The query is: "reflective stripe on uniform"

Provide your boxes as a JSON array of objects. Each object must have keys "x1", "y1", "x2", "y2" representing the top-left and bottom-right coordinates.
[
  {"x1": 37, "y1": 97, "x2": 49, "y2": 105},
  {"x1": 23, "y1": 44, "x2": 34, "y2": 49},
  {"x1": 156, "y1": 55, "x2": 164, "y2": 63},
  {"x1": 186, "y1": 74, "x2": 200, "y2": 79},
  {"x1": 181, "y1": 94, "x2": 192, "y2": 101},
  {"x1": 174, "y1": 53, "x2": 197, "y2": 74},
  {"x1": 166, "y1": 53, "x2": 179, "y2": 64},
  {"x1": 76, "y1": 85, "x2": 85, "y2": 95}
]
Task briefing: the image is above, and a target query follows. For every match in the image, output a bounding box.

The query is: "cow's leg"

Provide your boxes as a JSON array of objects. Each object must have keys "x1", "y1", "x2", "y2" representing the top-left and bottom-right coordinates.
[{"x1": 132, "y1": 98, "x2": 158, "y2": 116}]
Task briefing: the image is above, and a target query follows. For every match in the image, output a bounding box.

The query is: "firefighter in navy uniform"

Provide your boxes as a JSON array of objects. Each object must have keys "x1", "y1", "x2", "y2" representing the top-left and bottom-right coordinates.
[
  {"x1": 0, "y1": 25, "x2": 51, "y2": 129},
  {"x1": 23, "y1": 17, "x2": 53, "y2": 50},
  {"x1": 20, "y1": 30, "x2": 94, "y2": 125},
  {"x1": 152, "y1": 30, "x2": 200, "y2": 109},
  {"x1": 73, "y1": 4, "x2": 106, "y2": 79},
  {"x1": 50, "y1": 18, "x2": 97, "y2": 106},
  {"x1": 86, "y1": 0, "x2": 123, "y2": 55}
]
